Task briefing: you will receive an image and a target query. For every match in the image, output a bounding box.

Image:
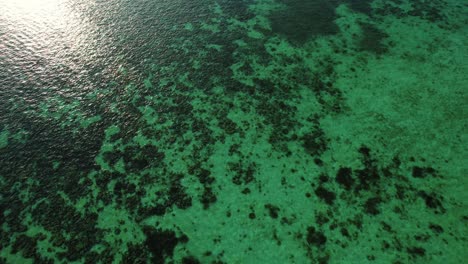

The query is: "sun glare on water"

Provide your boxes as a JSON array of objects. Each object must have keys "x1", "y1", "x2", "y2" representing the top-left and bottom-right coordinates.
[
  {"x1": 2, "y1": 0, "x2": 65, "y2": 12},
  {"x1": 0, "y1": 0, "x2": 84, "y2": 51},
  {"x1": 1, "y1": 0, "x2": 70, "y2": 25}
]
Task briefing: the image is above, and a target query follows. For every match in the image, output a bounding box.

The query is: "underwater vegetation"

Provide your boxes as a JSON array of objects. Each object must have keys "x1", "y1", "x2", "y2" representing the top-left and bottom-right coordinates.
[{"x1": 0, "y1": 0, "x2": 466, "y2": 263}]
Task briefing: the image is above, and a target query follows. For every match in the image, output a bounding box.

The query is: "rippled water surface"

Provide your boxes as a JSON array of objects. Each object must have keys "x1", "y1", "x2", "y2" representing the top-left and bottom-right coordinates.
[{"x1": 1, "y1": 0, "x2": 467, "y2": 263}]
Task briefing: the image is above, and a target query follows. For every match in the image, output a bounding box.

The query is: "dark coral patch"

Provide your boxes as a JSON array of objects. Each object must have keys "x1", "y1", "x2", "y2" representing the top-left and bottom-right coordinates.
[
  {"x1": 265, "y1": 204, "x2": 280, "y2": 219},
  {"x1": 412, "y1": 166, "x2": 437, "y2": 178},
  {"x1": 200, "y1": 187, "x2": 217, "y2": 209},
  {"x1": 249, "y1": 212, "x2": 256, "y2": 219},
  {"x1": 218, "y1": 116, "x2": 239, "y2": 135},
  {"x1": 230, "y1": 162, "x2": 256, "y2": 185},
  {"x1": 407, "y1": 246, "x2": 426, "y2": 257},
  {"x1": 182, "y1": 256, "x2": 201, "y2": 264},
  {"x1": 196, "y1": 168, "x2": 215, "y2": 185},
  {"x1": 168, "y1": 180, "x2": 192, "y2": 210},
  {"x1": 269, "y1": 0, "x2": 339, "y2": 43},
  {"x1": 428, "y1": 223, "x2": 444, "y2": 234},
  {"x1": 12, "y1": 234, "x2": 38, "y2": 259},
  {"x1": 306, "y1": 227, "x2": 327, "y2": 247},
  {"x1": 346, "y1": 0, "x2": 374, "y2": 15},
  {"x1": 364, "y1": 197, "x2": 382, "y2": 215},
  {"x1": 418, "y1": 191, "x2": 445, "y2": 213},
  {"x1": 144, "y1": 228, "x2": 188, "y2": 264},
  {"x1": 314, "y1": 186, "x2": 336, "y2": 205},
  {"x1": 123, "y1": 244, "x2": 149, "y2": 263},
  {"x1": 336, "y1": 167, "x2": 354, "y2": 190},
  {"x1": 375, "y1": 0, "x2": 446, "y2": 23},
  {"x1": 358, "y1": 23, "x2": 389, "y2": 54},
  {"x1": 355, "y1": 146, "x2": 380, "y2": 191},
  {"x1": 302, "y1": 127, "x2": 328, "y2": 156},
  {"x1": 269, "y1": 0, "x2": 376, "y2": 44}
]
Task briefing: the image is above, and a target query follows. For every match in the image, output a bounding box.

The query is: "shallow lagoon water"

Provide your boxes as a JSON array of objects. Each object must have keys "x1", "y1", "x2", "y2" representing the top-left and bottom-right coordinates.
[{"x1": 0, "y1": 0, "x2": 467, "y2": 263}]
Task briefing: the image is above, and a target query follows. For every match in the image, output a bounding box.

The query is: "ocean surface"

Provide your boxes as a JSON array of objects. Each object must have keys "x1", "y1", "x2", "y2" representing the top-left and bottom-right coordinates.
[{"x1": 0, "y1": 0, "x2": 467, "y2": 263}]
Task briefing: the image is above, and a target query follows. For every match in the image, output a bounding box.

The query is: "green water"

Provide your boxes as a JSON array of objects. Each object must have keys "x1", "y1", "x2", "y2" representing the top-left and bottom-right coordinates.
[{"x1": 0, "y1": 0, "x2": 467, "y2": 263}]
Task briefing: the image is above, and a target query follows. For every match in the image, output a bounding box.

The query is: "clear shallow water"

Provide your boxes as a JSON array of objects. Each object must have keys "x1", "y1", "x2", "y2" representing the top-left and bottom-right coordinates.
[{"x1": 0, "y1": 0, "x2": 467, "y2": 263}]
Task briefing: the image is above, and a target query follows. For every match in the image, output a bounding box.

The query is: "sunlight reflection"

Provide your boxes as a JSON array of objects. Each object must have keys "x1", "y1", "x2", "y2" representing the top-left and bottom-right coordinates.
[
  {"x1": 1, "y1": 0, "x2": 68, "y2": 17},
  {"x1": 0, "y1": 0, "x2": 72, "y2": 36},
  {"x1": 0, "y1": 0, "x2": 95, "y2": 81}
]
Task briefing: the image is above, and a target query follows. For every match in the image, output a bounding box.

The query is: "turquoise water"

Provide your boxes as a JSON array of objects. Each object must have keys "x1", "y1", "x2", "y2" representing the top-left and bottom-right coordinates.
[{"x1": 0, "y1": 0, "x2": 467, "y2": 263}]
